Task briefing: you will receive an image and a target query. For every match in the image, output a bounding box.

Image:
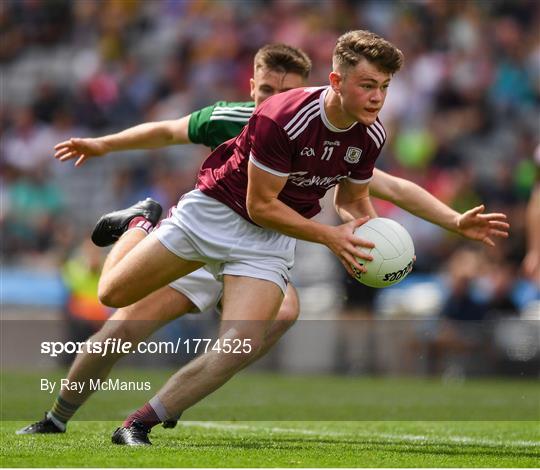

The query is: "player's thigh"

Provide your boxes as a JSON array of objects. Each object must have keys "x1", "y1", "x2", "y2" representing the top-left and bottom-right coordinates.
[
  {"x1": 101, "y1": 286, "x2": 196, "y2": 344},
  {"x1": 169, "y1": 268, "x2": 223, "y2": 313},
  {"x1": 221, "y1": 275, "x2": 283, "y2": 322},
  {"x1": 100, "y1": 232, "x2": 204, "y2": 307},
  {"x1": 219, "y1": 275, "x2": 284, "y2": 348}
]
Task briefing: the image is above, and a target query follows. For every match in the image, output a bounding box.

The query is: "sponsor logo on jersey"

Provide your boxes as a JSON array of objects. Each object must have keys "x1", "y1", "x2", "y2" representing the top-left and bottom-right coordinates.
[
  {"x1": 323, "y1": 140, "x2": 341, "y2": 146},
  {"x1": 288, "y1": 171, "x2": 348, "y2": 189},
  {"x1": 300, "y1": 147, "x2": 315, "y2": 157},
  {"x1": 344, "y1": 147, "x2": 363, "y2": 163}
]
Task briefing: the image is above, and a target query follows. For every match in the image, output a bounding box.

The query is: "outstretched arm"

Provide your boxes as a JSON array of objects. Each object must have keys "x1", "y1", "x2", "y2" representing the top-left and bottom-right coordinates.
[
  {"x1": 370, "y1": 169, "x2": 509, "y2": 247},
  {"x1": 53, "y1": 116, "x2": 192, "y2": 166}
]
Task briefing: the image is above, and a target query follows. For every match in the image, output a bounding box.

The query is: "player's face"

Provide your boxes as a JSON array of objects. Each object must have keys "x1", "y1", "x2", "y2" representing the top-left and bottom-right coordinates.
[
  {"x1": 331, "y1": 58, "x2": 391, "y2": 126},
  {"x1": 250, "y1": 67, "x2": 306, "y2": 106}
]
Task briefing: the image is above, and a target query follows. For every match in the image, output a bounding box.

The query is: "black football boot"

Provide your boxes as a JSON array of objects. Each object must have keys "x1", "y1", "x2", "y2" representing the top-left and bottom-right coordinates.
[
  {"x1": 16, "y1": 413, "x2": 65, "y2": 434},
  {"x1": 111, "y1": 420, "x2": 152, "y2": 446},
  {"x1": 91, "y1": 198, "x2": 162, "y2": 247}
]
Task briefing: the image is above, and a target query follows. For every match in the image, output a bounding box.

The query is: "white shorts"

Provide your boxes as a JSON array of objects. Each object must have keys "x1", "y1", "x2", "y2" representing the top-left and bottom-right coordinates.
[
  {"x1": 155, "y1": 190, "x2": 296, "y2": 295},
  {"x1": 169, "y1": 268, "x2": 221, "y2": 313}
]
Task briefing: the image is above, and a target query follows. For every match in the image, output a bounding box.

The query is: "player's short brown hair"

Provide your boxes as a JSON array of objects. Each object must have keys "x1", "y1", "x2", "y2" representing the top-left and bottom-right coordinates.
[
  {"x1": 254, "y1": 44, "x2": 312, "y2": 79},
  {"x1": 333, "y1": 30, "x2": 403, "y2": 75}
]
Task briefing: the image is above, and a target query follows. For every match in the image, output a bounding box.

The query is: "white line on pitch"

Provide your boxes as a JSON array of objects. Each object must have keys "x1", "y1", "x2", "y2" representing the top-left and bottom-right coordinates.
[{"x1": 180, "y1": 421, "x2": 540, "y2": 448}]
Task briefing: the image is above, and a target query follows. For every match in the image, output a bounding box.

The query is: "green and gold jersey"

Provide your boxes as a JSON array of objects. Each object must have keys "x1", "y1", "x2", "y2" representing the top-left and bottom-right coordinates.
[{"x1": 188, "y1": 101, "x2": 256, "y2": 150}]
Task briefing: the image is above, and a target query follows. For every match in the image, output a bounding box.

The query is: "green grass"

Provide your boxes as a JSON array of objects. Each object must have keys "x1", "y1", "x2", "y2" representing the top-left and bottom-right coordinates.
[
  {"x1": 2, "y1": 369, "x2": 539, "y2": 421},
  {"x1": 1, "y1": 369, "x2": 539, "y2": 467},
  {"x1": 2, "y1": 420, "x2": 539, "y2": 467}
]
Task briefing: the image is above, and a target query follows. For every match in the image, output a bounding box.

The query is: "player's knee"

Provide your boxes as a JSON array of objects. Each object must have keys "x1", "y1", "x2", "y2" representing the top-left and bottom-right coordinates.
[
  {"x1": 98, "y1": 279, "x2": 128, "y2": 308},
  {"x1": 277, "y1": 288, "x2": 300, "y2": 324},
  {"x1": 276, "y1": 300, "x2": 300, "y2": 324},
  {"x1": 98, "y1": 291, "x2": 123, "y2": 308}
]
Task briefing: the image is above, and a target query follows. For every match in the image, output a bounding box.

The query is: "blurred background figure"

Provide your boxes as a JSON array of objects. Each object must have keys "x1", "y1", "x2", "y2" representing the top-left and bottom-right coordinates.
[
  {"x1": 60, "y1": 239, "x2": 109, "y2": 360},
  {"x1": 521, "y1": 144, "x2": 540, "y2": 285}
]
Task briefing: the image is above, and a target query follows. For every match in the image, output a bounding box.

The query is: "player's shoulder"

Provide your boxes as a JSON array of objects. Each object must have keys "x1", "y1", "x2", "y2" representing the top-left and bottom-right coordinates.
[
  {"x1": 207, "y1": 100, "x2": 255, "y2": 122},
  {"x1": 211, "y1": 100, "x2": 256, "y2": 110},
  {"x1": 364, "y1": 117, "x2": 387, "y2": 150},
  {"x1": 212, "y1": 101, "x2": 255, "y2": 116},
  {"x1": 255, "y1": 86, "x2": 327, "y2": 130}
]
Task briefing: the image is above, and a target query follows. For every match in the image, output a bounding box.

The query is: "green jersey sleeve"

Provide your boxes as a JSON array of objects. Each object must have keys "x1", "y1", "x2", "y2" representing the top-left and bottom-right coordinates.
[{"x1": 188, "y1": 101, "x2": 256, "y2": 150}]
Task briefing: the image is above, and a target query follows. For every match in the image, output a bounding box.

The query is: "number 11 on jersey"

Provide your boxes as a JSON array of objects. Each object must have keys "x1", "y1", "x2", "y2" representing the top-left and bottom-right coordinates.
[{"x1": 321, "y1": 146, "x2": 334, "y2": 161}]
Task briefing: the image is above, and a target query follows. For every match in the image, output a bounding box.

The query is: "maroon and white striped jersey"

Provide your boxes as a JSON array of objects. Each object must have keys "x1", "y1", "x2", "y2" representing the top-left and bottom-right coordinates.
[{"x1": 197, "y1": 86, "x2": 386, "y2": 222}]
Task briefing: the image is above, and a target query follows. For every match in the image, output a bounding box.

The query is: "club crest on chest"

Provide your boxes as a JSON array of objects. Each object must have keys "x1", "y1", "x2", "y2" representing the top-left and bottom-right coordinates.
[{"x1": 344, "y1": 146, "x2": 362, "y2": 164}]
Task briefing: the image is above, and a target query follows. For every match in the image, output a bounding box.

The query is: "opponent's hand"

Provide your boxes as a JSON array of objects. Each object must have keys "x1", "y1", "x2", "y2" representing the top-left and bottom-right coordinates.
[
  {"x1": 323, "y1": 216, "x2": 375, "y2": 277},
  {"x1": 54, "y1": 138, "x2": 109, "y2": 167},
  {"x1": 456, "y1": 205, "x2": 509, "y2": 247}
]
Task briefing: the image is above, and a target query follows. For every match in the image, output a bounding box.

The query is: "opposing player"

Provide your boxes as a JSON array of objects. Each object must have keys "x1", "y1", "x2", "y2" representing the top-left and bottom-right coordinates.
[{"x1": 19, "y1": 39, "x2": 509, "y2": 440}]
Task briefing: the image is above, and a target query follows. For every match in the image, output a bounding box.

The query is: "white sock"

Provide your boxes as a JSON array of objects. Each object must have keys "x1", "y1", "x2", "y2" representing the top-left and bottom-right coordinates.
[{"x1": 149, "y1": 396, "x2": 180, "y2": 422}]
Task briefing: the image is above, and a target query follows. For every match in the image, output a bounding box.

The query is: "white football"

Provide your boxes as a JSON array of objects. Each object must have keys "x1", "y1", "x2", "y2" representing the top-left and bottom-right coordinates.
[{"x1": 352, "y1": 217, "x2": 415, "y2": 288}]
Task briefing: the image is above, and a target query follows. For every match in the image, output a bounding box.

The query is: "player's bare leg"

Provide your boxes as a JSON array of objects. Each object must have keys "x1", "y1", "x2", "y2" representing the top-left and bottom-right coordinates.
[
  {"x1": 16, "y1": 287, "x2": 197, "y2": 434},
  {"x1": 157, "y1": 275, "x2": 282, "y2": 413},
  {"x1": 60, "y1": 287, "x2": 196, "y2": 407},
  {"x1": 98, "y1": 232, "x2": 204, "y2": 308},
  {"x1": 156, "y1": 283, "x2": 300, "y2": 431},
  {"x1": 112, "y1": 275, "x2": 283, "y2": 445},
  {"x1": 100, "y1": 229, "x2": 147, "y2": 278},
  {"x1": 244, "y1": 283, "x2": 299, "y2": 368},
  {"x1": 85, "y1": 197, "x2": 203, "y2": 308}
]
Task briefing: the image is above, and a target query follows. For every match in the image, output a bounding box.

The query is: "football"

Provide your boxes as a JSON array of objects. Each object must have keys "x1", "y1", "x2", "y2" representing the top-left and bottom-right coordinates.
[{"x1": 352, "y1": 217, "x2": 415, "y2": 288}]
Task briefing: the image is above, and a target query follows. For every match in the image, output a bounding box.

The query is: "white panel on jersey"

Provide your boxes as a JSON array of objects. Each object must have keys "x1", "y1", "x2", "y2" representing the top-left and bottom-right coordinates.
[
  {"x1": 284, "y1": 100, "x2": 319, "y2": 132},
  {"x1": 372, "y1": 120, "x2": 386, "y2": 139},
  {"x1": 347, "y1": 175, "x2": 374, "y2": 184},
  {"x1": 288, "y1": 109, "x2": 321, "y2": 140},
  {"x1": 249, "y1": 154, "x2": 290, "y2": 177},
  {"x1": 366, "y1": 128, "x2": 382, "y2": 148}
]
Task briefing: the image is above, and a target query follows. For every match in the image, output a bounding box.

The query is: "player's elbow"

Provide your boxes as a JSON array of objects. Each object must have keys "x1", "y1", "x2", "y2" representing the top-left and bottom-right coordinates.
[{"x1": 160, "y1": 121, "x2": 179, "y2": 144}]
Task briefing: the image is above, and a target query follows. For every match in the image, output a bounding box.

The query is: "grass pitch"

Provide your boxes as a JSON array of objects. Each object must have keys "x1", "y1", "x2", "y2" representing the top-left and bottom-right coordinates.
[{"x1": 1, "y1": 369, "x2": 539, "y2": 467}]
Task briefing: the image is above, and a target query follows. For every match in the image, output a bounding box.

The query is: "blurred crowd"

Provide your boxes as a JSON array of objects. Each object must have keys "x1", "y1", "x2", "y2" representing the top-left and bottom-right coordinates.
[{"x1": 1, "y1": 0, "x2": 539, "y2": 324}]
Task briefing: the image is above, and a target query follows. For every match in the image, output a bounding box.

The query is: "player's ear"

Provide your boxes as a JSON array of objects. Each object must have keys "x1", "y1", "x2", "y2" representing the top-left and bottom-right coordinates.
[
  {"x1": 249, "y1": 78, "x2": 256, "y2": 100},
  {"x1": 329, "y1": 71, "x2": 342, "y2": 95}
]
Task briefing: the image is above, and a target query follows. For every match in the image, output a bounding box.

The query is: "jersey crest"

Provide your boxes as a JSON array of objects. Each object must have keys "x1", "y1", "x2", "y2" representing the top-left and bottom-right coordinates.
[{"x1": 344, "y1": 146, "x2": 362, "y2": 164}]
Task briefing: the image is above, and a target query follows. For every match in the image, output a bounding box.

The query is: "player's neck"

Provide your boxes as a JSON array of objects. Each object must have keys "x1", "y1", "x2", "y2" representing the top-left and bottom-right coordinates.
[{"x1": 324, "y1": 88, "x2": 356, "y2": 129}]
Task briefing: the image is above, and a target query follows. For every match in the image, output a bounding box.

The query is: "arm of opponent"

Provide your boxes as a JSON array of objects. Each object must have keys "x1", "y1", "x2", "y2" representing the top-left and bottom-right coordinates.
[
  {"x1": 369, "y1": 168, "x2": 510, "y2": 247},
  {"x1": 247, "y1": 163, "x2": 374, "y2": 277},
  {"x1": 53, "y1": 116, "x2": 192, "y2": 167}
]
